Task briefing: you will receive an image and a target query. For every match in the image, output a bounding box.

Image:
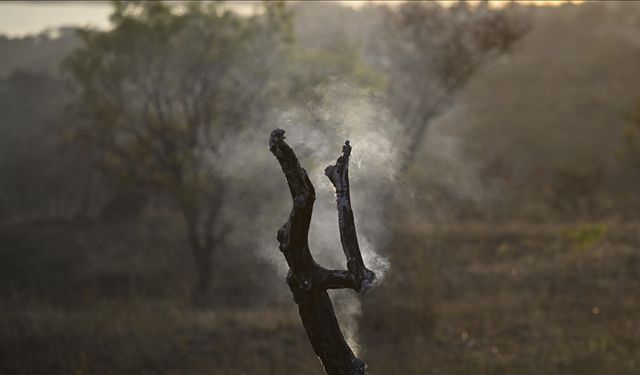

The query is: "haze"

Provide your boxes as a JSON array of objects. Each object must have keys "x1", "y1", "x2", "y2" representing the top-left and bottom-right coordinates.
[{"x1": 0, "y1": 0, "x2": 582, "y2": 36}]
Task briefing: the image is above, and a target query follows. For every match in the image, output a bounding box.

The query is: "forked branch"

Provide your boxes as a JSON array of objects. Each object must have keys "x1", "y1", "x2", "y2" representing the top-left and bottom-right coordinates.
[
  {"x1": 325, "y1": 141, "x2": 375, "y2": 293},
  {"x1": 269, "y1": 129, "x2": 376, "y2": 375}
]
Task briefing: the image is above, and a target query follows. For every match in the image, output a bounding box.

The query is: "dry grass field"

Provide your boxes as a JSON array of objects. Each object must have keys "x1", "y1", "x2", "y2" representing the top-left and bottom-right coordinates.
[{"x1": 1, "y1": 215, "x2": 638, "y2": 374}]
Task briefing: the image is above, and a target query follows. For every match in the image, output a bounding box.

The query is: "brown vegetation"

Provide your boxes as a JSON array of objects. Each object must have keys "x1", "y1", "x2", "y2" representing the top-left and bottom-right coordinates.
[
  {"x1": 1, "y1": 212, "x2": 638, "y2": 374},
  {"x1": 1, "y1": 1, "x2": 640, "y2": 374}
]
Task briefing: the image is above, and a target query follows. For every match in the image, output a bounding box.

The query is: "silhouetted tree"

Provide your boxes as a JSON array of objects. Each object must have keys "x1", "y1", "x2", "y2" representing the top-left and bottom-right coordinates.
[
  {"x1": 63, "y1": 1, "x2": 292, "y2": 300},
  {"x1": 383, "y1": 1, "x2": 530, "y2": 170}
]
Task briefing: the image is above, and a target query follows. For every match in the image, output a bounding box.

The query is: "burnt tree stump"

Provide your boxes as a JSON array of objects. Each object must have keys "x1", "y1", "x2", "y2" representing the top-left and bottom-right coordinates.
[{"x1": 269, "y1": 129, "x2": 376, "y2": 375}]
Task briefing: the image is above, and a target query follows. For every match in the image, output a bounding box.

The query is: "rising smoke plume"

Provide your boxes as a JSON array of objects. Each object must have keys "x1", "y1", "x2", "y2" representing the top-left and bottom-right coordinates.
[
  {"x1": 220, "y1": 81, "x2": 402, "y2": 354},
  {"x1": 220, "y1": 80, "x2": 501, "y2": 355}
]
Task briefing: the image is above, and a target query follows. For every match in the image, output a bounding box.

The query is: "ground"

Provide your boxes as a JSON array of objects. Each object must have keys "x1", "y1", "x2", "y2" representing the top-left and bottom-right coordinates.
[{"x1": 0, "y1": 217, "x2": 638, "y2": 374}]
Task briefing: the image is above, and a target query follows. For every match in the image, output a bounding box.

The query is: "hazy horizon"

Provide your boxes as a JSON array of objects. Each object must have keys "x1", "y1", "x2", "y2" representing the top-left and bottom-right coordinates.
[{"x1": 0, "y1": 0, "x2": 584, "y2": 37}]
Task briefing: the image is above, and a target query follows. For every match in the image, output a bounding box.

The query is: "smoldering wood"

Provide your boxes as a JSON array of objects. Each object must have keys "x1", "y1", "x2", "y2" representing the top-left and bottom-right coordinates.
[
  {"x1": 269, "y1": 128, "x2": 376, "y2": 375},
  {"x1": 325, "y1": 141, "x2": 375, "y2": 293}
]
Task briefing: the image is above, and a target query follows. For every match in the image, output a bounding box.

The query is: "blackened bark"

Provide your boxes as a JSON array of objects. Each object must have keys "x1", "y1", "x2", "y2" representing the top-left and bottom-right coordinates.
[
  {"x1": 269, "y1": 129, "x2": 376, "y2": 375},
  {"x1": 325, "y1": 141, "x2": 375, "y2": 293}
]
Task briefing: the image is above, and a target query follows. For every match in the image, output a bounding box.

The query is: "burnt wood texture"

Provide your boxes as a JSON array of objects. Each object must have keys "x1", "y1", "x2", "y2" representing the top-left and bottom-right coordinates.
[{"x1": 269, "y1": 129, "x2": 376, "y2": 375}]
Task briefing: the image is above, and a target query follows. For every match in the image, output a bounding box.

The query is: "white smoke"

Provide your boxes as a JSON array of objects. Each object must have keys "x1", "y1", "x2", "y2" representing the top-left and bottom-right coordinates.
[
  {"x1": 278, "y1": 82, "x2": 399, "y2": 279},
  {"x1": 229, "y1": 81, "x2": 402, "y2": 355},
  {"x1": 217, "y1": 80, "x2": 503, "y2": 356}
]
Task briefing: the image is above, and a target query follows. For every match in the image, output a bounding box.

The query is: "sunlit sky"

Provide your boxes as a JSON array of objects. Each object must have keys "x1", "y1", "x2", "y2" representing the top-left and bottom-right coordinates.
[{"x1": 0, "y1": 1, "x2": 583, "y2": 37}]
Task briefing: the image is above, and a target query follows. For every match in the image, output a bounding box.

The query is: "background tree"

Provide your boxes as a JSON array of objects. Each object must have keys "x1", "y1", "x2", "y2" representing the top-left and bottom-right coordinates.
[
  {"x1": 382, "y1": 1, "x2": 530, "y2": 170},
  {"x1": 358, "y1": 1, "x2": 531, "y2": 351},
  {"x1": 63, "y1": 1, "x2": 293, "y2": 300}
]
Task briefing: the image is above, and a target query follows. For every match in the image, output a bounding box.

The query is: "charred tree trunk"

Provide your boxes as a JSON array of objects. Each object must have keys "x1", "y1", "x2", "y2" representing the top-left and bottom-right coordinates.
[{"x1": 269, "y1": 129, "x2": 376, "y2": 375}]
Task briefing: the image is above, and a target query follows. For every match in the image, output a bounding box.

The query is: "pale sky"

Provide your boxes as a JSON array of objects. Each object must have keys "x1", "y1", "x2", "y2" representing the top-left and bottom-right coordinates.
[
  {"x1": 0, "y1": 2, "x2": 112, "y2": 36},
  {"x1": 0, "y1": 1, "x2": 583, "y2": 37},
  {"x1": 0, "y1": 1, "x2": 260, "y2": 36}
]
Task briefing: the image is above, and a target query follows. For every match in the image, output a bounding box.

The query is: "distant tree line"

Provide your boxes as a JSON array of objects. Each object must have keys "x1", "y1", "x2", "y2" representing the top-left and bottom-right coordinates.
[{"x1": 0, "y1": 0, "x2": 547, "y2": 299}]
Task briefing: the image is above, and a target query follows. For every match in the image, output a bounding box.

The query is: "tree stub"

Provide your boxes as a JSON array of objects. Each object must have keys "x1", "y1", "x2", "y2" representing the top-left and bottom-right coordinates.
[{"x1": 269, "y1": 128, "x2": 376, "y2": 375}]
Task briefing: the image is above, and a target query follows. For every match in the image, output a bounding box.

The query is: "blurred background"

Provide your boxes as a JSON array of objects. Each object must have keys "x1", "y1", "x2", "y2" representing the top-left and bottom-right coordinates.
[{"x1": 1, "y1": 1, "x2": 639, "y2": 374}]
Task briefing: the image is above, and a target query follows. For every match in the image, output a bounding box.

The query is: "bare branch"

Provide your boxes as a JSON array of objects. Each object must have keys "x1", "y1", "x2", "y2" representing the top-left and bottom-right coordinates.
[
  {"x1": 269, "y1": 128, "x2": 315, "y2": 272},
  {"x1": 269, "y1": 129, "x2": 369, "y2": 375},
  {"x1": 316, "y1": 269, "x2": 357, "y2": 290},
  {"x1": 325, "y1": 141, "x2": 375, "y2": 293}
]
